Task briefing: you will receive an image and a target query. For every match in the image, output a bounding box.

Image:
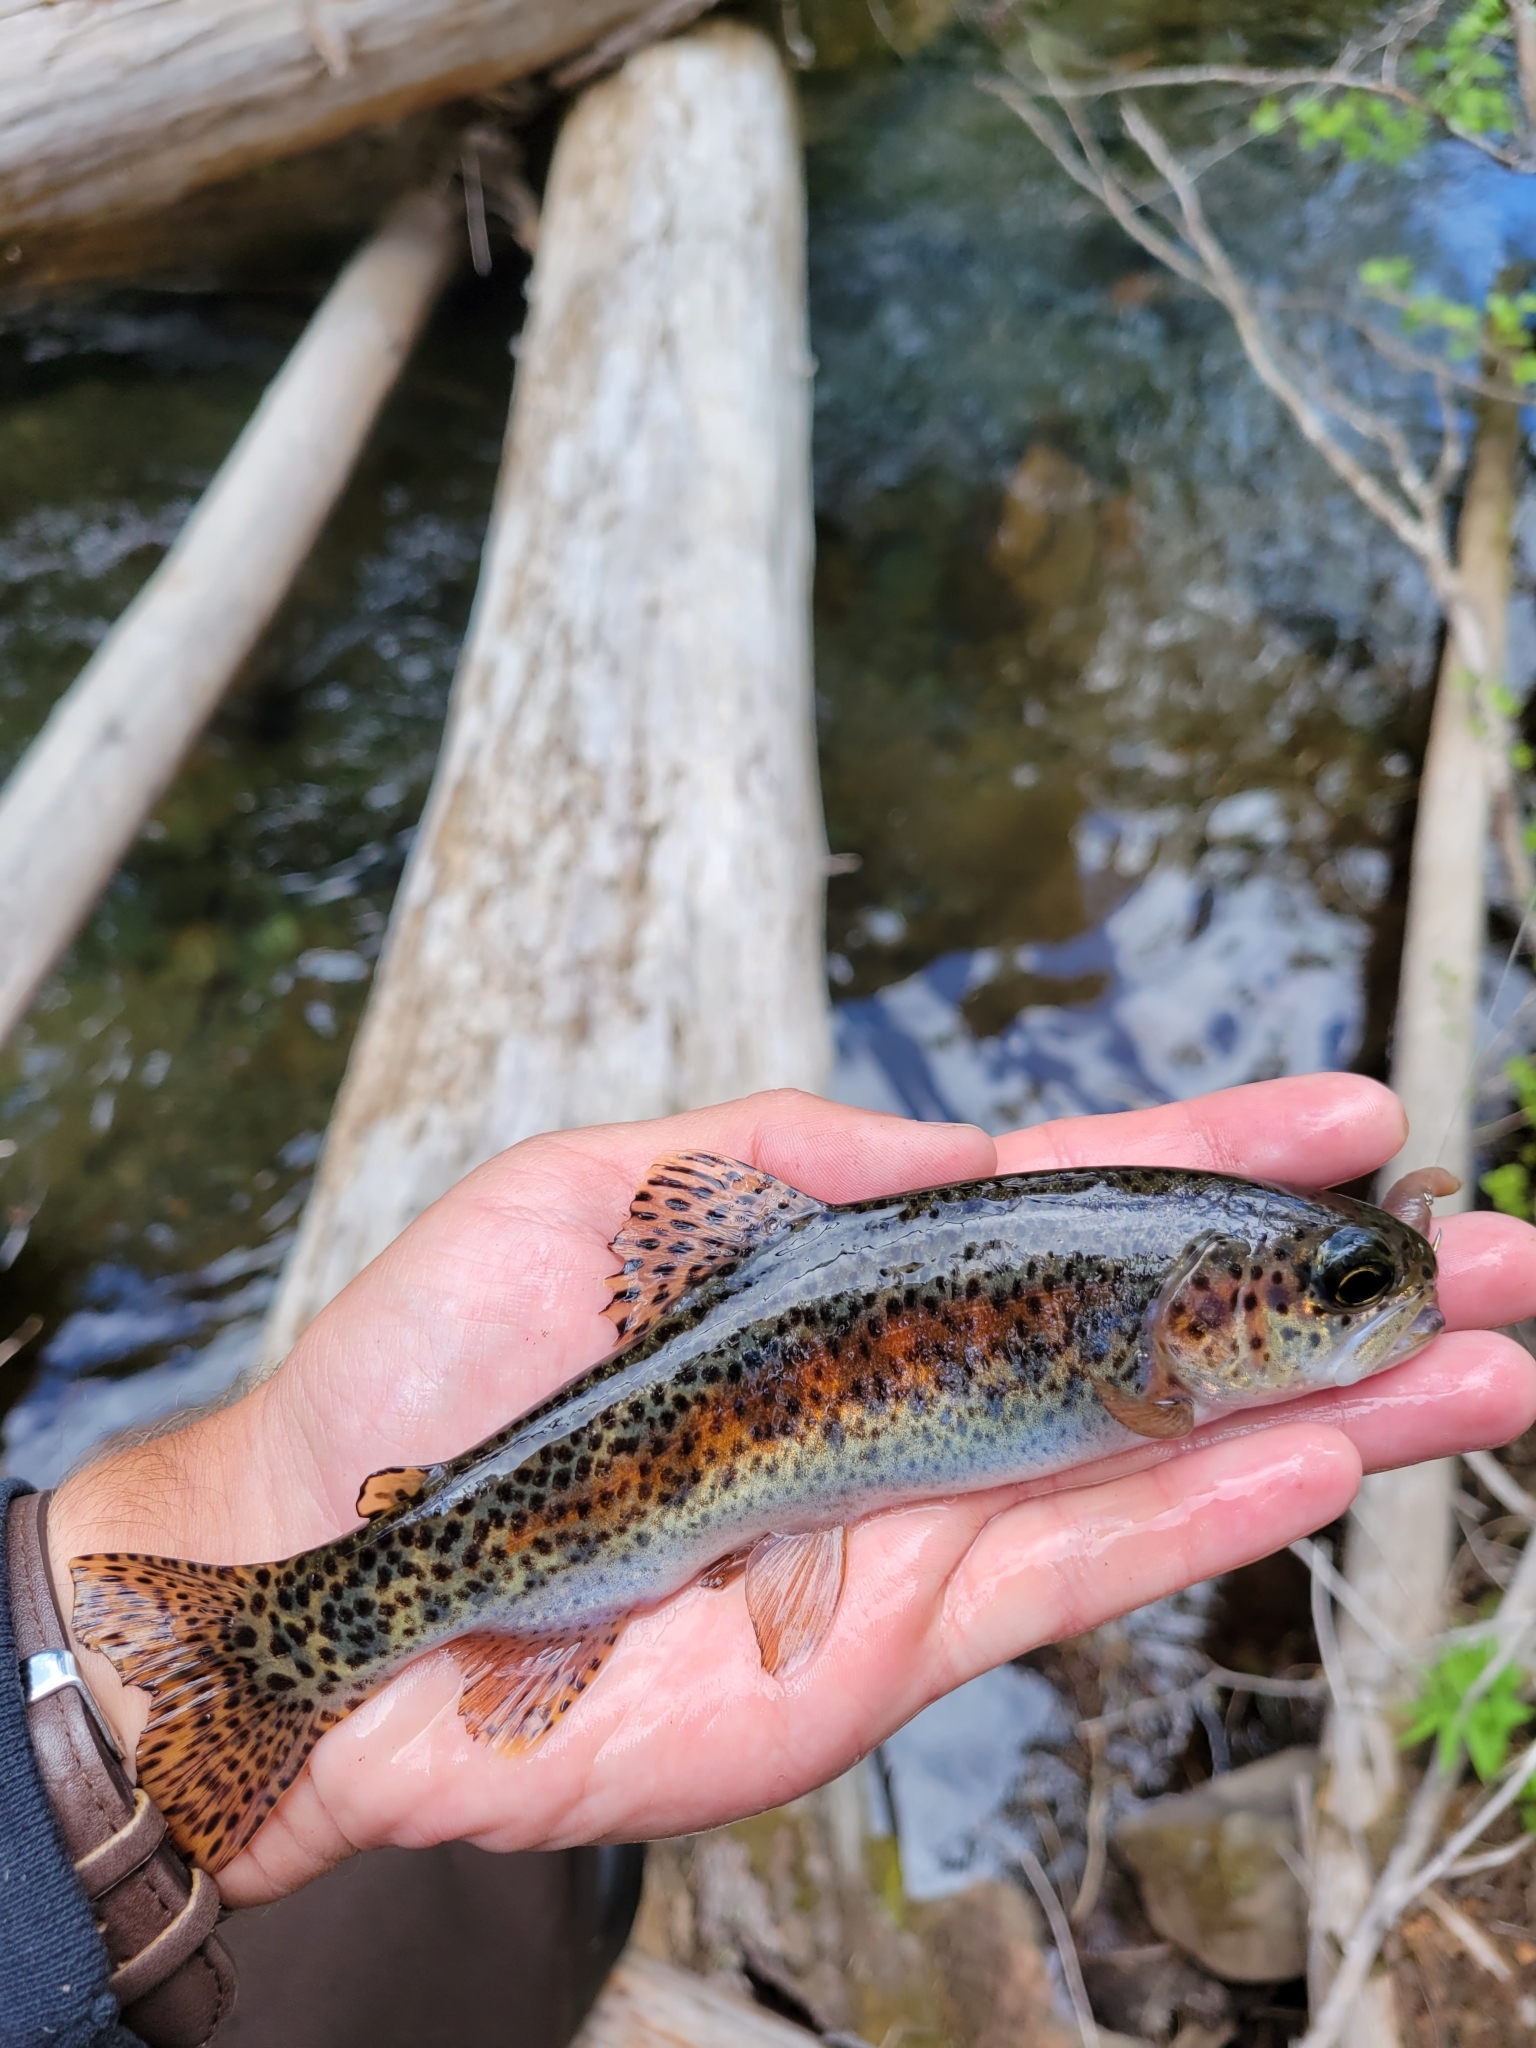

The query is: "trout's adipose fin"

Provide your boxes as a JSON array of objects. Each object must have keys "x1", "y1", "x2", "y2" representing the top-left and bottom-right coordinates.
[
  {"x1": 606, "y1": 1153, "x2": 823, "y2": 1342},
  {"x1": 1094, "y1": 1377, "x2": 1194, "y2": 1439},
  {"x1": 356, "y1": 1464, "x2": 432, "y2": 1519},
  {"x1": 745, "y1": 1527, "x2": 847, "y2": 1677},
  {"x1": 71, "y1": 1553, "x2": 352, "y2": 1874},
  {"x1": 451, "y1": 1620, "x2": 628, "y2": 1753}
]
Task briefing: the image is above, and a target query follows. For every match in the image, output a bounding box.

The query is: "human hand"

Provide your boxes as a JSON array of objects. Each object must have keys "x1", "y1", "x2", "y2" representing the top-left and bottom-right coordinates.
[{"x1": 47, "y1": 1075, "x2": 1536, "y2": 1908}]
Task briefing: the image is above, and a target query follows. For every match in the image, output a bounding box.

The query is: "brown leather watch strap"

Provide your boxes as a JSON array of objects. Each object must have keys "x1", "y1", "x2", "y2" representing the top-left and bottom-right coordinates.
[{"x1": 7, "y1": 1490, "x2": 237, "y2": 2047}]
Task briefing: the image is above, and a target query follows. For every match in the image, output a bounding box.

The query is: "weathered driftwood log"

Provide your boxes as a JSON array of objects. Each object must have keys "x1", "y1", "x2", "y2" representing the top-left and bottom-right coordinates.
[
  {"x1": 0, "y1": 0, "x2": 707, "y2": 270},
  {"x1": 573, "y1": 1951, "x2": 819, "y2": 2048},
  {"x1": 1307, "y1": 393, "x2": 1521, "y2": 2046},
  {"x1": 0, "y1": 187, "x2": 458, "y2": 1052},
  {"x1": 240, "y1": 22, "x2": 825, "y2": 2030},
  {"x1": 259, "y1": 18, "x2": 828, "y2": 1365}
]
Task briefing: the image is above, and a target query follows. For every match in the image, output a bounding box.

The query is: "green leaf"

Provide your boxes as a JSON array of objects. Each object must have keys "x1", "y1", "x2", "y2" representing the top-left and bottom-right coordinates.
[
  {"x1": 1251, "y1": 97, "x2": 1285, "y2": 136},
  {"x1": 1402, "y1": 1641, "x2": 1534, "y2": 1779},
  {"x1": 1481, "y1": 1161, "x2": 1532, "y2": 1218},
  {"x1": 1360, "y1": 255, "x2": 1415, "y2": 293},
  {"x1": 1506, "y1": 1055, "x2": 1536, "y2": 1121}
]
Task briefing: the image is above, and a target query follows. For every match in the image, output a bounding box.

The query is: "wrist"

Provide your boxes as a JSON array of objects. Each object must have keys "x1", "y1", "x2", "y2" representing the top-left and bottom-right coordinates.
[{"x1": 46, "y1": 1390, "x2": 277, "y2": 1760}]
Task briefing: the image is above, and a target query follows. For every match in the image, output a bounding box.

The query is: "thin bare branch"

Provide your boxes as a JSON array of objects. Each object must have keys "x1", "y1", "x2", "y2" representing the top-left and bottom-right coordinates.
[
  {"x1": 1466, "y1": 1450, "x2": 1536, "y2": 1523},
  {"x1": 1513, "y1": 0, "x2": 1536, "y2": 129},
  {"x1": 980, "y1": 79, "x2": 1206, "y2": 290},
  {"x1": 1407, "y1": 1740, "x2": 1536, "y2": 1901},
  {"x1": 1421, "y1": 1887, "x2": 1513, "y2": 1980},
  {"x1": 1444, "y1": 1831, "x2": 1536, "y2": 1879},
  {"x1": 1292, "y1": 1538, "x2": 1408, "y2": 1664},
  {"x1": 1013, "y1": 59, "x2": 1528, "y2": 170},
  {"x1": 1071, "y1": 1730, "x2": 1112, "y2": 1927},
  {"x1": 1015, "y1": 1844, "x2": 1101, "y2": 2048},
  {"x1": 1298, "y1": 1756, "x2": 1458, "y2": 2048},
  {"x1": 1124, "y1": 99, "x2": 1457, "y2": 592}
]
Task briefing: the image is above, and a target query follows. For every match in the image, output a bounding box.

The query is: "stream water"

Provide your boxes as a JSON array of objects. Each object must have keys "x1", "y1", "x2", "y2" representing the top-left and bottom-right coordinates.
[{"x1": 1, "y1": 3, "x2": 1534, "y2": 2027}]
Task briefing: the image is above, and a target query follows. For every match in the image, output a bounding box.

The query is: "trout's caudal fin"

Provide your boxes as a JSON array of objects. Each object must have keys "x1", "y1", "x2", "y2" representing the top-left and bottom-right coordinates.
[{"x1": 71, "y1": 1553, "x2": 352, "y2": 1875}]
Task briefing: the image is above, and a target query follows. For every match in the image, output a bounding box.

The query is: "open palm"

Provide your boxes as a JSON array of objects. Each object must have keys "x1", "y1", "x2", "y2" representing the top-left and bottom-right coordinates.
[{"x1": 49, "y1": 1075, "x2": 1536, "y2": 1909}]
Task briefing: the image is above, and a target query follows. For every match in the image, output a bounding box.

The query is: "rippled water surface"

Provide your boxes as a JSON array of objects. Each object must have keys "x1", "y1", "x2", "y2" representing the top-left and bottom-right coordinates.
[{"x1": 3, "y1": 3, "x2": 1530, "y2": 1447}]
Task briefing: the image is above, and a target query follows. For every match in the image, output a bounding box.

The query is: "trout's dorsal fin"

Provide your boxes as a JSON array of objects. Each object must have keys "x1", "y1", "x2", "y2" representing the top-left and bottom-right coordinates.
[
  {"x1": 451, "y1": 1620, "x2": 628, "y2": 1753},
  {"x1": 605, "y1": 1152, "x2": 823, "y2": 1343},
  {"x1": 356, "y1": 1464, "x2": 433, "y2": 1520},
  {"x1": 745, "y1": 1526, "x2": 847, "y2": 1677}
]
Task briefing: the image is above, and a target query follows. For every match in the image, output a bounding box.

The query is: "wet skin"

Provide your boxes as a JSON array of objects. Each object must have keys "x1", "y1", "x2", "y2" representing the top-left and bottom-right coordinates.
[{"x1": 48, "y1": 1075, "x2": 1536, "y2": 1907}]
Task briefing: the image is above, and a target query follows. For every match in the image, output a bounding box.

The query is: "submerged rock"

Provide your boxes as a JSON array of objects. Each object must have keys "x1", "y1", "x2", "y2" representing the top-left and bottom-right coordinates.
[{"x1": 1113, "y1": 1748, "x2": 1318, "y2": 1984}]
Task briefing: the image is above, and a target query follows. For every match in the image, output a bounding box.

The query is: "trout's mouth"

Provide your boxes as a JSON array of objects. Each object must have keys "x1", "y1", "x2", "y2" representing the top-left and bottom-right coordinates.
[
  {"x1": 1323, "y1": 1295, "x2": 1444, "y2": 1387},
  {"x1": 1393, "y1": 1301, "x2": 1446, "y2": 1360}
]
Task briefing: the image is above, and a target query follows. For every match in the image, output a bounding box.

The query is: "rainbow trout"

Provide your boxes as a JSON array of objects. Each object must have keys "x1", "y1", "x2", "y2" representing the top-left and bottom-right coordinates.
[{"x1": 72, "y1": 1154, "x2": 1447, "y2": 1871}]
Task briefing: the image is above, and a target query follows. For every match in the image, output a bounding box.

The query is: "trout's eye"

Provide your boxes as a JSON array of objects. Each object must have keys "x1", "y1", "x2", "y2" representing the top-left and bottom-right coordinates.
[{"x1": 1314, "y1": 1227, "x2": 1398, "y2": 1311}]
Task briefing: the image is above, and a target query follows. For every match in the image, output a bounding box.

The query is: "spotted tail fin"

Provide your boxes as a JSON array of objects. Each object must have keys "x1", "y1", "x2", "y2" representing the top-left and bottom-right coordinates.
[{"x1": 71, "y1": 1552, "x2": 351, "y2": 1874}]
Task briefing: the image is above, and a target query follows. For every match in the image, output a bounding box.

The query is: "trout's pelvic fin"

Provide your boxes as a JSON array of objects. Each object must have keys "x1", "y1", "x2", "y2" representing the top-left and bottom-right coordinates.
[
  {"x1": 71, "y1": 1552, "x2": 350, "y2": 1875},
  {"x1": 697, "y1": 1546, "x2": 755, "y2": 1591},
  {"x1": 605, "y1": 1152, "x2": 823, "y2": 1343},
  {"x1": 450, "y1": 1620, "x2": 627, "y2": 1754},
  {"x1": 1094, "y1": 1377, "x2": 1195, "y2": 1439},
  {"x1": 745, "y1": 1527, "x2": 847, "y2": 1678},
  {"x1": 356, "y1": 1464, "x2": 433, "y2": 1519}
]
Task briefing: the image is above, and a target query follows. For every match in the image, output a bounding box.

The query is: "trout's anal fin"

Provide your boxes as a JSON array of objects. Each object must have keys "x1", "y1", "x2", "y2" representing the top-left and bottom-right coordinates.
[
  {"x1": 605, "y1": 1152, "x2": 824, "y2": 1344},
  {"x1": 1094, "y1": 1376, "x2": 1195, "y2": 1440},
  {"x1": 451, "y1": 1620, "x2": 627, "y2": 1755},
  {"x1": 356, "y1": 1465, "x2": 432, "y2": 1520},
  {"x1": 745, "y1": 1527, "x2": 847, "y2": 1678}
]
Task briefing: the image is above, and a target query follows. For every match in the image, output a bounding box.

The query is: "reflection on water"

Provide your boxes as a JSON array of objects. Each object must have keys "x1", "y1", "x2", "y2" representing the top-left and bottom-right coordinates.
[
  {"x1": 805, "y1": 28, "x2": 1453, "y2": 1130},
  {"x1": 0, "y1": 272, "x2": 518, "y2": 1437}
]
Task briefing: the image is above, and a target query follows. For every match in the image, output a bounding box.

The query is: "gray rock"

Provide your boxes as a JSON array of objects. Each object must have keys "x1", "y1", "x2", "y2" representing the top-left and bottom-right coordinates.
[{"x1": 1113, "y1": 1748, "x2": 1318, "y2": 1984}]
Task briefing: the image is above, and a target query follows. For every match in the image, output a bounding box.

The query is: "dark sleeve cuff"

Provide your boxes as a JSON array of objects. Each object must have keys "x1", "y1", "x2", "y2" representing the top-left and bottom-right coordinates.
[{"x1": 0, "y1": 1476, "x2": 143, "y2": 2048}]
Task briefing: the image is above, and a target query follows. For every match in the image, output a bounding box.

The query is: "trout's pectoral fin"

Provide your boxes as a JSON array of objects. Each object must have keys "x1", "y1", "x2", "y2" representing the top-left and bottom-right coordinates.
[
  {"x1": 605, "y1": 1153, "x2": 824, "y2": 1344},
  {"x1": 1093, "y1": 1376, "x2": 1195, "y2": 1440},
  {"x1": 745, "y1": 1526, "x2": 847, "y2": 1678},
  {"x1": 451, "y1": 1620, "x2": 628, "y2": 1756},
  {"x1": 356, "y1": 1465, "x2": 432, "y2": 1520}
]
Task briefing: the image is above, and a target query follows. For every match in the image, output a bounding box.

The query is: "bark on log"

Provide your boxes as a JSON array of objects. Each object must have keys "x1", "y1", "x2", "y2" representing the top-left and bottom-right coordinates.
[
  {"x1": 0, "y1": 1, "x2": 708, "y2": 269},
  {"x1": 1307, "y1": 393, "x2": 1522, "y2": 2045},
  {"x1": 258, "y1": 17, "x2": 828, "y2": 1365},
  {"x1": 0, "y1": 187, "x2": 458, "y2": 1052}
]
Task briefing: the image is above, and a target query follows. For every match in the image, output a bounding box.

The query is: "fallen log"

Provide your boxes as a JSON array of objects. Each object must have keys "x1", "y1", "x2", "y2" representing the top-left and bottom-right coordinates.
[
  {"x1": 0, "y1": 186, "x2": 459, "y2": 1051},
  {"x1": 229, "y1": 20, "x2": 825, "y2": 2028},
  {"x1": 0, "y1": 0, "x2": 710, "y2": 281},
  {"x1": 1306, "y1": 389, "x2": 1521, "y2": 2046},
  {"x1": 574, "y1": 1951, "x2": 818, "y2": 2048},
  {"x1": 259, "y1": 17, "x2": 828, "y2": 1363}
]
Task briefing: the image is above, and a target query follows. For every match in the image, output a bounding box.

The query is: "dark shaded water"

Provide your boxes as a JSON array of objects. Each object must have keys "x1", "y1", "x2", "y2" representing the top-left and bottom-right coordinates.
[{"x1": 1, "y1": 6, "x2": 1529, "y2": 1451}]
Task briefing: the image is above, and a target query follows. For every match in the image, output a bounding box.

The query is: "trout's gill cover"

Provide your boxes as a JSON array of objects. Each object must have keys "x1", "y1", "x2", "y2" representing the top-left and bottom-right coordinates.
[{"x1": 72, "y1": 1155, "x2": 1439, "y2": 1874}]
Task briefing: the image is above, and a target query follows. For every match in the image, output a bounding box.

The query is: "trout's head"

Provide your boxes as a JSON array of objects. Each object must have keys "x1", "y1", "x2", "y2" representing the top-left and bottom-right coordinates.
[{"x1": 1148, "y1": 1191, "x2": 1442, "y2": 1408}]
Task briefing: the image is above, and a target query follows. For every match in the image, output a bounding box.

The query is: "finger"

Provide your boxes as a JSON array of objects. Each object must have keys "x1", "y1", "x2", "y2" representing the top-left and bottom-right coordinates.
[
  {"x1": 1435, "y1": 1210, "x2": 1536, "y2": 1330},
  {"x1": 994, "y1": 1074, "x2": 1406, "y2": 1187},
  {"x1": 997, "y1": 1330, "x2": 1536, "y2": 1511},
  {"x1": 939, "y1": 1421, "x2": 1361, "y2": 1681}
]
